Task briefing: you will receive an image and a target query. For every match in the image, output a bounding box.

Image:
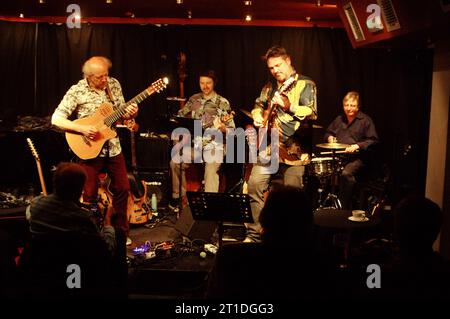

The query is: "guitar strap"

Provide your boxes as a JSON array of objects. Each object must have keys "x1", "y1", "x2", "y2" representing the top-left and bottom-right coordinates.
[
  {"x1": 104, "y1": 81, "x2": 117, "y2": 156},
  {"x1": 105, "y1": 81, "x2": 117, "y2": 106}
]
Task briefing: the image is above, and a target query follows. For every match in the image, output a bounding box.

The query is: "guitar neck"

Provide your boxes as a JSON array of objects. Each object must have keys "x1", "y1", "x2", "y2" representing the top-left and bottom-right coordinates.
[
  {"x1": 35, "y1": 160, "x2": 48, "y2": 196},
  {"x1": 104, "y1": 87, "x2": 155, "y2": 127},
  {"x1": 26, "y1": 138, "x2": 48, "y2": 196},
  {"x1": 262, "y1": 74, "x2": 298, "y2": 127}
]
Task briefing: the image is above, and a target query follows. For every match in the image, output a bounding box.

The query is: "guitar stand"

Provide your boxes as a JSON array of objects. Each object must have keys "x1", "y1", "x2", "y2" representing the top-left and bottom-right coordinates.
[{"x1": 186, "y1": 192, "x2": 253, "y2": 248}]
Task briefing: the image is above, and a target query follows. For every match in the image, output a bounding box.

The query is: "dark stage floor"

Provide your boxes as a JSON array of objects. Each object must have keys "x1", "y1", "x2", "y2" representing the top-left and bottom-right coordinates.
[{"x1": 125, "y1": 207, "x2": 246, "y2": 299}]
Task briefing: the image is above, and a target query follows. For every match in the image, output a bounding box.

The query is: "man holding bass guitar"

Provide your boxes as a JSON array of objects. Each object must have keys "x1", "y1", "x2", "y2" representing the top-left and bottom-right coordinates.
[
  {"x1": 245, "y1": 46, "x2": 318, "y2": 243},
  {"x1": 51, "y1": 56, "x2": 138, "y2": 246}
]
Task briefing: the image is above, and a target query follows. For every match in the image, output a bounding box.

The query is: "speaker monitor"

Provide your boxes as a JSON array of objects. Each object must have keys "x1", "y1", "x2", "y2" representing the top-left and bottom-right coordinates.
[
  {"x1": 336, "y1": 0, "x2": 448, "y2": 48},
  {"x1": 137, "y1": 135, "x2": 170, "y2": 170},
  {"x1": 175, "y1": 206, "x2": 217, "y2": 242},
  {"x1": 139, "y1": 170, "x2": 170, "y2": 207}
]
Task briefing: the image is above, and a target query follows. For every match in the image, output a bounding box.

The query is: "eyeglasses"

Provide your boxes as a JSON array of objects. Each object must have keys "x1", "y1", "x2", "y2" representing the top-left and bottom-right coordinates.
[{"x1": 90, "y1": 73, "x2": 108, "y2": 80}]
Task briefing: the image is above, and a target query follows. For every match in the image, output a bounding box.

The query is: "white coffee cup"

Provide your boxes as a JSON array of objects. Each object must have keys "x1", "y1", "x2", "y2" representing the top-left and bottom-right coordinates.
[{"x1": 352, "y1": 210, "x2": 366, "y2": 220}]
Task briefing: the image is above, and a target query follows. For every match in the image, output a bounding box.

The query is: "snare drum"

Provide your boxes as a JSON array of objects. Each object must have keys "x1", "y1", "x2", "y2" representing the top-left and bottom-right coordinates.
[{"x1": 310, "y1": 157, "x2": 334, "y2": 176}]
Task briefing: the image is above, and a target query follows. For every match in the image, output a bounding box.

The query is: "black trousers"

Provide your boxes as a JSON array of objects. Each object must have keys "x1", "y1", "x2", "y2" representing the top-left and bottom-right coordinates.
[{"x1": 339, "y1": 158, "x2": 364, "y2": 210}]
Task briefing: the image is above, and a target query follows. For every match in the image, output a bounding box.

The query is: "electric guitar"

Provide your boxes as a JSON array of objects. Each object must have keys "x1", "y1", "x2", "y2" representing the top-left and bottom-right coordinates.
[
  {"x1": 125, "y1": 119, "x2": 151, "y2": 225},
  {"x1": 66, "y1": 78, "x2": 168, "y2": 160},
  {"x1": 26, "y1": 138, "x2": 48, "y2": 196},
  {"x1": 258, "y1": 75, "x2": 313, "y2": 164}
]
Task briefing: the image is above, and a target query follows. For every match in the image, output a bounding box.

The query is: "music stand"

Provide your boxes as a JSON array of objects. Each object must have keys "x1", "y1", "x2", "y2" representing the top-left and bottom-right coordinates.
[{"x1": 186, "y1": 192, "x2": 253, "y2": 248}]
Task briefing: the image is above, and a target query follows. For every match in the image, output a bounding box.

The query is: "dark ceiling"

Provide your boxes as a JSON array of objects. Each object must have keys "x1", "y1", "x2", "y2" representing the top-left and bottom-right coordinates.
[{"x1": 0, "y1": 0, "x2": 342, "y2": 27}]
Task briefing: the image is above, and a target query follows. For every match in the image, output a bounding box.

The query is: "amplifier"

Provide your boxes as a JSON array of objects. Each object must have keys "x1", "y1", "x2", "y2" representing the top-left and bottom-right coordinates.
[
  {"x1": 137, "y1": 134, "x2": 171, "y2": 170},
  {"x1": 139, "y1": 170, "x2": 170, "y2": 207}
]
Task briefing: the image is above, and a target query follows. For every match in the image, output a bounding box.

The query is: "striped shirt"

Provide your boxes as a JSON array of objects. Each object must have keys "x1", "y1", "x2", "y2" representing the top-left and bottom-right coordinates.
[{"x1": 28, "y1": 194, "x2": 116, "y2": 252}]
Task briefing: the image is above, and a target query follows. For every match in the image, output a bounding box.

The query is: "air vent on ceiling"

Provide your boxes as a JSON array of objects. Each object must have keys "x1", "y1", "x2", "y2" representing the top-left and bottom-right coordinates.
[
  {"x1": 378, "y1": 0, "x2": 401, "y2": 31},
  {"x1": 343, "y1": 2, "x2": 365, "y2": 42}
]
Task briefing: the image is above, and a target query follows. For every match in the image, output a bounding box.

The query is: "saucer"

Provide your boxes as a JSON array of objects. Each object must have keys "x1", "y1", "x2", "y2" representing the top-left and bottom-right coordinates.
[{"x1": 348, "y1": 216, "x2": 369, "y2": 222}]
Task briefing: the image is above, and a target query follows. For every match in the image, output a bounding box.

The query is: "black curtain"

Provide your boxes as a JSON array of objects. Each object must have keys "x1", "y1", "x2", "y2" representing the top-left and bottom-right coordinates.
[{"x1": 0, "y1": 21, "x2": 433, "y2": 202}]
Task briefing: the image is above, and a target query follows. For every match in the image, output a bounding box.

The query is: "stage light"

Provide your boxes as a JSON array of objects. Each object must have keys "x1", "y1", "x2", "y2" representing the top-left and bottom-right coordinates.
[{"x1": 245, "y1": 14, "x2": 252, "y2": 22}]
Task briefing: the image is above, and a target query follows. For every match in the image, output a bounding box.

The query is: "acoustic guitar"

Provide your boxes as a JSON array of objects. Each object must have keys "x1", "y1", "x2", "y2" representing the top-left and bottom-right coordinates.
[
  {"x1": 26, "y1": 138, "x2": 48, "y2": 196},
  {"x1": 66, "y1": 78, "x2": 168, "y2": 160}
]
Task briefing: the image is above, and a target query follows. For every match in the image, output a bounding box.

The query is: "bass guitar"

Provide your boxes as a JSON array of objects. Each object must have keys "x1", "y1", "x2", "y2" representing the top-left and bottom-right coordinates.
[
  {"x1": 66, "y1": 78, "x2": 168, "y2": 160},
  {"x1": 124, "y1": 119, "x2": 151, "y2": 225}
]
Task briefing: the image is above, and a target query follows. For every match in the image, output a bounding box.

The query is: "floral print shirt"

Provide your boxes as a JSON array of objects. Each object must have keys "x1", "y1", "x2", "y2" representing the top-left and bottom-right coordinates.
[{"x1": 54, "y1": 77, "x2": 126, "y2": 157}]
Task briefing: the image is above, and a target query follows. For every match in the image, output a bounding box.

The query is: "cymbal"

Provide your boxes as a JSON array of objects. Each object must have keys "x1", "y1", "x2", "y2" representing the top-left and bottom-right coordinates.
[{"x1": 316, "y1": 142, "x2": 350, "y2": 149}]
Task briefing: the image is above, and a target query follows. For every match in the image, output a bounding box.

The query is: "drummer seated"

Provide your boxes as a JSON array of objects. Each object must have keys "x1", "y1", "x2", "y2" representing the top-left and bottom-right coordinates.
[{"x1": 324, "y1": 91, "x2": 379, "y2": 210}]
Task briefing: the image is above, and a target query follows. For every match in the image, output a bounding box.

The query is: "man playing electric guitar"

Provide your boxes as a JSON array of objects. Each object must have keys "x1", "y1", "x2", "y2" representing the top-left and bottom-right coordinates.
[
  {"x1": 245, "y1": 46, "x2": 318, "y2": 243},
  {"x1": 51, "y1": 56, "x2": 137, "y2": 246}
]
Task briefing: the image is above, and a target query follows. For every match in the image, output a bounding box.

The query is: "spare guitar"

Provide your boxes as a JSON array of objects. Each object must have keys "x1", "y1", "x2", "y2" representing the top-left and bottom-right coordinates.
[
  {"x1": 124, "y1": 119, "x2": 151, "y2": 225},
  {"x1": 66, "y1": 77, "x2": 168, "y2": 160},
  {"x1": 26, "y1": 138, "x2": 48, "y2": 196},
  {"x1": 95, "y1": 173, "x2": 113, "y2": 230}
]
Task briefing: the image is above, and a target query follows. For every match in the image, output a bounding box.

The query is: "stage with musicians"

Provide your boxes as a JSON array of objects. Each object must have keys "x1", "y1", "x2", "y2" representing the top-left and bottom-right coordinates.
[
  {"x1": 1, "y1": 1, "x2": 449, "y2": 302},
  {"x1": 0, "y1": 119, "x2": 393, "y2": 298}
]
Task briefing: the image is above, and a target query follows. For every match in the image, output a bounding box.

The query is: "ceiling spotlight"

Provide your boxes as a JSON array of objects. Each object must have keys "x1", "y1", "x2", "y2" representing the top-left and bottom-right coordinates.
[
  {"x1": 306, "y1": 16, "x2": 311, "y2": 22},
  {"x1": 106, "y1": 0, "x2": 113, "y2": 4},
  {"x1": 316, "y1": 0, "x2": 322, "y2": 7},
  {"x1": 177, "y1": 0, "x2": 183, "y2": 4},
  {"x1": 245, "y1": 14, "x2": 252, "y2": 22},
  {"x1": 19, "y1": 13, "x2": 24, "y2": 18},
  {"x1": 244, "y1": 1, "x2": 252, "y2": 5},
  {"x1": 187, "y1": 10, "x2": 192, "y2": 19},
  {"x1": 39, "y1": 0, "x2": 45, "y2": 4}
]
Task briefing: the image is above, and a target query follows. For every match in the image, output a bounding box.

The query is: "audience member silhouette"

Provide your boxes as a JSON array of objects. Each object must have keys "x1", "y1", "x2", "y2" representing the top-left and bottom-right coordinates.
[
  {"x1": 383, "y1": 194, "x2": 450, "y2": 299},
  {"x1": 0, "y1": 229, "x2": 19, "y2": 298},
  {"x1": 207, "y1": 185, "x2": 336, "y2": 299},
  {"x1": 18, "y1": 162, "x2": 125, "y2": 299}
]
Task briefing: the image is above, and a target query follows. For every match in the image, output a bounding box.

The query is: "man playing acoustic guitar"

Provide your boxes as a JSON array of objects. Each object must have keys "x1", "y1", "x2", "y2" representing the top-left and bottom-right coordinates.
[
  {"x1": 51, "y1": 56, "x2": 138, "y2": 246},
  {"x1": 246, "y1": 46, "x2": 318, "y2": 243}
]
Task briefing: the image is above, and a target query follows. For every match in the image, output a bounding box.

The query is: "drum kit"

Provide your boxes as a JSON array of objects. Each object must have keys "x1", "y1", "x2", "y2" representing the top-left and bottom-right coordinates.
[{"x1": 310, "y1": 142, "x2": 351, "y2": 210}]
